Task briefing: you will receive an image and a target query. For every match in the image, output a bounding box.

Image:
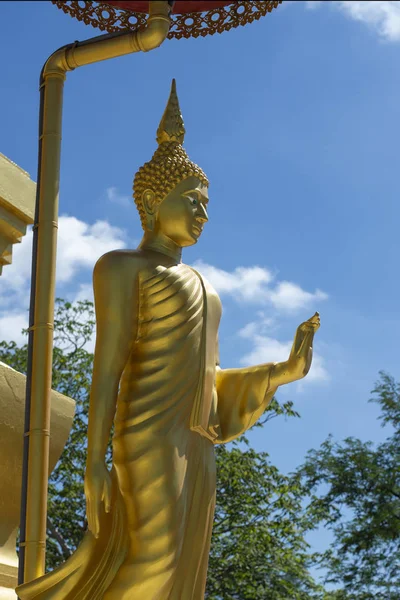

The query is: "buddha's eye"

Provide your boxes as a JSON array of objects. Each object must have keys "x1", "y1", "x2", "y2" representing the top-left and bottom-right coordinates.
[{"x1": 189, "y1": 197, "x2": 198, "y2": 206}]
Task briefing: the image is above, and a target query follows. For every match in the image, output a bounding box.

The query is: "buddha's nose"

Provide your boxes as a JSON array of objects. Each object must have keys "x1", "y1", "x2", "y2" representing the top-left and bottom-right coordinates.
[{"x1": 197, "y1": 203, "x2": 208, "y2": 223}]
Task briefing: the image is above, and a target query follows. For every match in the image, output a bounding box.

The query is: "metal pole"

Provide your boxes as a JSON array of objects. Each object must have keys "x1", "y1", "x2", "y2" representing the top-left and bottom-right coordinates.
[{"x1": 18, "y1": 1, "x2": 173, "y2": 585}]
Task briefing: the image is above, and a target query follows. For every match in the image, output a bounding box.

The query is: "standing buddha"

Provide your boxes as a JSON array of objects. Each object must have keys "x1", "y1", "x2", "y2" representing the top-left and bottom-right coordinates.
[{"x1": 17, "y1": 79, "x2": 320, "y2": 600}]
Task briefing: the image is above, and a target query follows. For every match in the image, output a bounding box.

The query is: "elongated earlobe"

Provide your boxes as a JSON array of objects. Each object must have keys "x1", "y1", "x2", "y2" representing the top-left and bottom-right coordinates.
[{"x1": 142, "y1": 189, "x2": 157, "y2": 232}]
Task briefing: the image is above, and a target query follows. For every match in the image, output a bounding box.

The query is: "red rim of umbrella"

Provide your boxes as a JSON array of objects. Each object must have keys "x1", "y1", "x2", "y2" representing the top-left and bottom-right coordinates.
[
  {"x1": 105, "y1": 2, "x2": 235, "y2": 14},
  {"x1": 52, "y1": 1, "x2": 282, "y2": 39}
]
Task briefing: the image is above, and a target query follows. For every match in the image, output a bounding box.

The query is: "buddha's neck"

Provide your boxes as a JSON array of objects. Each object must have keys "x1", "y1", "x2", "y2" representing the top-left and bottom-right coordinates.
[{"x1": 139, "y1": 230, "x2": 182, "y2": 263}]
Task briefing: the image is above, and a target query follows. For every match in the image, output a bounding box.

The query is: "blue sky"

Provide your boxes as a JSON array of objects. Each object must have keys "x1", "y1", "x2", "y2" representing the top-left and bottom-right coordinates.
[{"x1": 1, "y1": 0, "x2": 400, "y2": 565}]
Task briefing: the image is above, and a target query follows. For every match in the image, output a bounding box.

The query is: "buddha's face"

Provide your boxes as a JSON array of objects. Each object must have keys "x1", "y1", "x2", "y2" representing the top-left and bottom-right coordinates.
[{"x1": 154, "y1": 176, "x2": 209, "y2": 247}]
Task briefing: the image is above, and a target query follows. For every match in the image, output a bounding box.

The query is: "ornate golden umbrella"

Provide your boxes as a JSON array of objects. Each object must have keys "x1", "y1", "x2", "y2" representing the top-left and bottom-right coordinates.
[
  {"x1": 19, "y1": 0, "x2": 282, "y2": 589},
  {"x1": 53, "y1": 1, "x2": 281, "y2": 38}
]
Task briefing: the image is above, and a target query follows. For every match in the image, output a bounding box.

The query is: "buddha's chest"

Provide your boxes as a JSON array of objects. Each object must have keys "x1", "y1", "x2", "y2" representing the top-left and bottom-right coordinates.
[{"x1": 137, "y1": 264, "x2": 222, "y2": 340}]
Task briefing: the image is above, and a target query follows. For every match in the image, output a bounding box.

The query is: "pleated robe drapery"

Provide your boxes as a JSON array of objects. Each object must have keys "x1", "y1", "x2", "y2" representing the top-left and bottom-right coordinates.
[{"x1": 16, "y1": 263, "x2": 277, "y2": 600}]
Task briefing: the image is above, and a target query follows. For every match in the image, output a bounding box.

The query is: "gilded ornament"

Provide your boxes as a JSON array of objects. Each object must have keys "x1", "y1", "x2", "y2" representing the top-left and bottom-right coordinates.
[
  {"x1": 51, "y1": 1, "x2": 282, "y2": 39},
  {"x1": 134, "y1": 79, "x2": 208, "y2": 230}
]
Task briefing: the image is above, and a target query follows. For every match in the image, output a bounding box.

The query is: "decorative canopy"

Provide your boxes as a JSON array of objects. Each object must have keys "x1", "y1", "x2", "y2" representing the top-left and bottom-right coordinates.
[
  {"x1": 105, "y1": 2, "x2": 234, "y2": 13},
  {"x1": 52, "y1": 1, "x2": 282, "y2": 39}
]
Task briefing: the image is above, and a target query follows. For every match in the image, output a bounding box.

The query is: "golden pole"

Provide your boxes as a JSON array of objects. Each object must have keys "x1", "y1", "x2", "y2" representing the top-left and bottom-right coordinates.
[{"x1": 18, "y1": 0, "x2": 173, "y2": 586}]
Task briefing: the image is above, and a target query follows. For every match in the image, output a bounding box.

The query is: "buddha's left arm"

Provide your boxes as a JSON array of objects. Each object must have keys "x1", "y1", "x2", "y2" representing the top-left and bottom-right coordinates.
[
  {"x1": 214, "y1": 359, "x2": 277, "y2": 445},
  {"x1": 214, "y1": 314, "x2": 319, "y2": 444}
]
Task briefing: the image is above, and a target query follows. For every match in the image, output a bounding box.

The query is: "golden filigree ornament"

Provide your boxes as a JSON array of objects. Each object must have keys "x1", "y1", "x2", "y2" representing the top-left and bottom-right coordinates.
[{"x1": 52, "y1": 1, "x2": 282, "y2": 39}]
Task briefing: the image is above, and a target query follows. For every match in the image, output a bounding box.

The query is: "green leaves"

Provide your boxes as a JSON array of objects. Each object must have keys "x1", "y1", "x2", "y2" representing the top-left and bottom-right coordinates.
[
  {"x1": 1, "y1": 299, "x2": 96, "y2": 568},
  {"x1": 207, "y1": 444, "x2": 323, "y2": 599},
  {"x1": 298, "y1": 372, "x2": 400, "y2": 598}
]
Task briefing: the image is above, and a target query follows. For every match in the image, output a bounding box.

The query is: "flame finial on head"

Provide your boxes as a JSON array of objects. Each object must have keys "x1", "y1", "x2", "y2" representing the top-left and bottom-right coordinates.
[{"x1": 156, "y1": 79, "x2": 186, "y2": 146}]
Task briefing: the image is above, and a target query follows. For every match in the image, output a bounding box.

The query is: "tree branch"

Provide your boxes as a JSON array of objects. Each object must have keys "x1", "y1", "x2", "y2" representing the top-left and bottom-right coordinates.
[{"x1": 47, "y1": 516, "x2": 72, "y2": 560}]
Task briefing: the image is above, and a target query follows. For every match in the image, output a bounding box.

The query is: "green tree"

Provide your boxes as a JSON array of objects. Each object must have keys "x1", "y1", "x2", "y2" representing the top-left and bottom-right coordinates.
[
  {"x1": 298, "y1": 372, "x2": 400, "y2": 599},
  {"x1": 1, "y1": 299, "x2": 96, "y2": 566},
  {"x1": 206, "y1": 443, "x2": 324, "y2": 599},
  {"x1": 1, "y1": 299, "x2": 324, "y2": 597}
]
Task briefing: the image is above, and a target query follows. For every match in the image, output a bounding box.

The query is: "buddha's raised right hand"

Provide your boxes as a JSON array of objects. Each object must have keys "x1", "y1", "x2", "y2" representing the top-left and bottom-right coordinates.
[
  {"x1": 84, "y1": 461, "x2": 112, "y2": 538},
  {"x1": 288, "y1": 312, "x2": 320, "y2": 380}
]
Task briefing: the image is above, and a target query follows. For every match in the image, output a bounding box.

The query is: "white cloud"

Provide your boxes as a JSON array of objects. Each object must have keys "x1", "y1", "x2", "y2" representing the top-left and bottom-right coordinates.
[
  {"x1": 56, "y1": 216, "x2": 127, "y2": 282},
  {"x1": 193, "y1": 260, "x2": 327, "y2": 313},
  {"x1": 0, "y1": 311, "x2": 28, "y2": 346},
  {"x1": 337, "y1": 1, "x2": 400, "y2": 41},
  {"x1": 337, "y1": 1, "x2": 400, "y2": 42},
  {"x1": 73, "y1": 283, "x2": 94, "y2": 304},
  {"x1": 238, "y1": 313, "x2": 277, "y2": 340},
  {"x1": 310, "y1": 1, "x2": 400, "y2": 42},
  {"x1": 240, "y1": 334, "x2": 293, "y2": 365},
  {"x1": 1, "y1": 216, "x2": 127, "y2": 294},
  {"x1": 106, "y1": 186, "x2": 131, "y2": 208},
  {"x1": 193, "y1": 260, "x2": 273, "y2": 301},
  {"x1": 269, "y1": 281, "x2": 327, "y2": 312},
  {"x1": 0, "y1": 229, "x2": 33, "y2": 305},
  {"x1": 0, "y1": 215, "x2": 127, "y2": 343}
]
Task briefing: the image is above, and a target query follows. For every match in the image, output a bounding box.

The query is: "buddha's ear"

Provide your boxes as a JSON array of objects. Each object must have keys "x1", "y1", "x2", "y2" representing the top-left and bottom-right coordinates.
[
  {"x1": 142, "y1": 189, "x2": 157, "y2": 231},
  {"x1": 142, "y1": 189, "x2": 156, "y2": 215}
]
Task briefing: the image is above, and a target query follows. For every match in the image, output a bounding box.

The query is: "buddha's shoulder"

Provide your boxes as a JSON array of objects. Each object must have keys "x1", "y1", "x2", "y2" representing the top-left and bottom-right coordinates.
[{"x1": 94, "y1": 249, "x2": 149, "y2": 279}]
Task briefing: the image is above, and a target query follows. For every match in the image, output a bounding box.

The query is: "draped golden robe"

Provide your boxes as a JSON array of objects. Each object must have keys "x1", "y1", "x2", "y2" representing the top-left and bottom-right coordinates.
[{"x1": 17, "y1": 263, "x2": 277, "y2": 600}]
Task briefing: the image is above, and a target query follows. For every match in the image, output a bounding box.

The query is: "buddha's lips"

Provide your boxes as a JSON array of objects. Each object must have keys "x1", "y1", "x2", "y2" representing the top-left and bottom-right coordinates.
[{"x1": 192, "y1": 225, "x2": 202, "y2": 235}]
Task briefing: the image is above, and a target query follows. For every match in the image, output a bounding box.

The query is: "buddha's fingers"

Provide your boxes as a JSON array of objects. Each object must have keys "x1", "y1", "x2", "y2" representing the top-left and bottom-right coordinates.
[
  {"x1": 87, "y1": 501, "x2": 100, "y2": 539},
  {"x1": 103, "y1": 480, "x2": 112, "y2": 514}
]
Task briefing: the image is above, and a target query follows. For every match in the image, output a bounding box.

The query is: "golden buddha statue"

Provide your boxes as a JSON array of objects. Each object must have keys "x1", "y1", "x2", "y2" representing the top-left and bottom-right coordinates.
[{"x1": 17, "y1": 80, "x2": 320, "y2": 600}]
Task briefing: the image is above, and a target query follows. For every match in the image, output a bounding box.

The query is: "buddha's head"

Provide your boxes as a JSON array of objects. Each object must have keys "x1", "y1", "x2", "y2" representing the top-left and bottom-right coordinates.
[{"x1": 133, "y1": 80, "x2": 209, "y2": 247}]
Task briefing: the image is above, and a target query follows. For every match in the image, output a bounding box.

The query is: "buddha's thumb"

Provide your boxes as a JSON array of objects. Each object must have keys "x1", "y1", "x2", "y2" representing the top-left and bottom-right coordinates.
[{"x1": 103, "y1": 481, "x2": 112, "y2": 513}]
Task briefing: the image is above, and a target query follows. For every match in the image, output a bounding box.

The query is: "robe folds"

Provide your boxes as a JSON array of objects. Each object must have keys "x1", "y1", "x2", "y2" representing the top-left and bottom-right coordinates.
[{"x1": 17, "y1": 263, "x2": 277, "y2": 600}]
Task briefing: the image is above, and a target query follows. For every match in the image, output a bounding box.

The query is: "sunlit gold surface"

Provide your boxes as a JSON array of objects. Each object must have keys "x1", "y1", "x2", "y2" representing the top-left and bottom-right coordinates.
[
  {"x1": 16, "y1": 81, "x2": 320, "y2": 600},
  {"x1": 0, "y1": 153, "x2": 35, "y2": 276},
  {"x1": 0, "y1": 362, "x2": 75, "y2": 599},
  {"x1": 134, "y1": 79, "x2": 208, "y2": 230},
  {"x1": 52, "y1": 1, "x2": 283, "y2": 40},
  {"x1": 18, "y1": 1, "x2": 172, "y2": 587}
]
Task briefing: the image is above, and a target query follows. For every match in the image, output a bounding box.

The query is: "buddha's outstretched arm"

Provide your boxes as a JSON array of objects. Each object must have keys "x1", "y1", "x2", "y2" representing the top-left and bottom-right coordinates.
[
  {"x1": 215, "y1": 313, "x2": 320, "y2": 444},
  {"x1": 84, "y1": 251, "x2": 139, "y2": 538}
]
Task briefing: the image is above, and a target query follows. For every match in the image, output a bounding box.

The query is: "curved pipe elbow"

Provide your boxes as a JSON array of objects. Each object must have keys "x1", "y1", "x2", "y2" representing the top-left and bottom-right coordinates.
[
  {"x1": 41, "y1": 1, "x2": 172, "y2": 80},
  {"x1": 137, "y1": 20, "x2": 170, "y2": 52},
  {"x1": 42, "y1": 44, "x2": 72, "y2": 82},
  {"x1": 136, "y1": 2, "x2": 171, "y2": 52}
]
